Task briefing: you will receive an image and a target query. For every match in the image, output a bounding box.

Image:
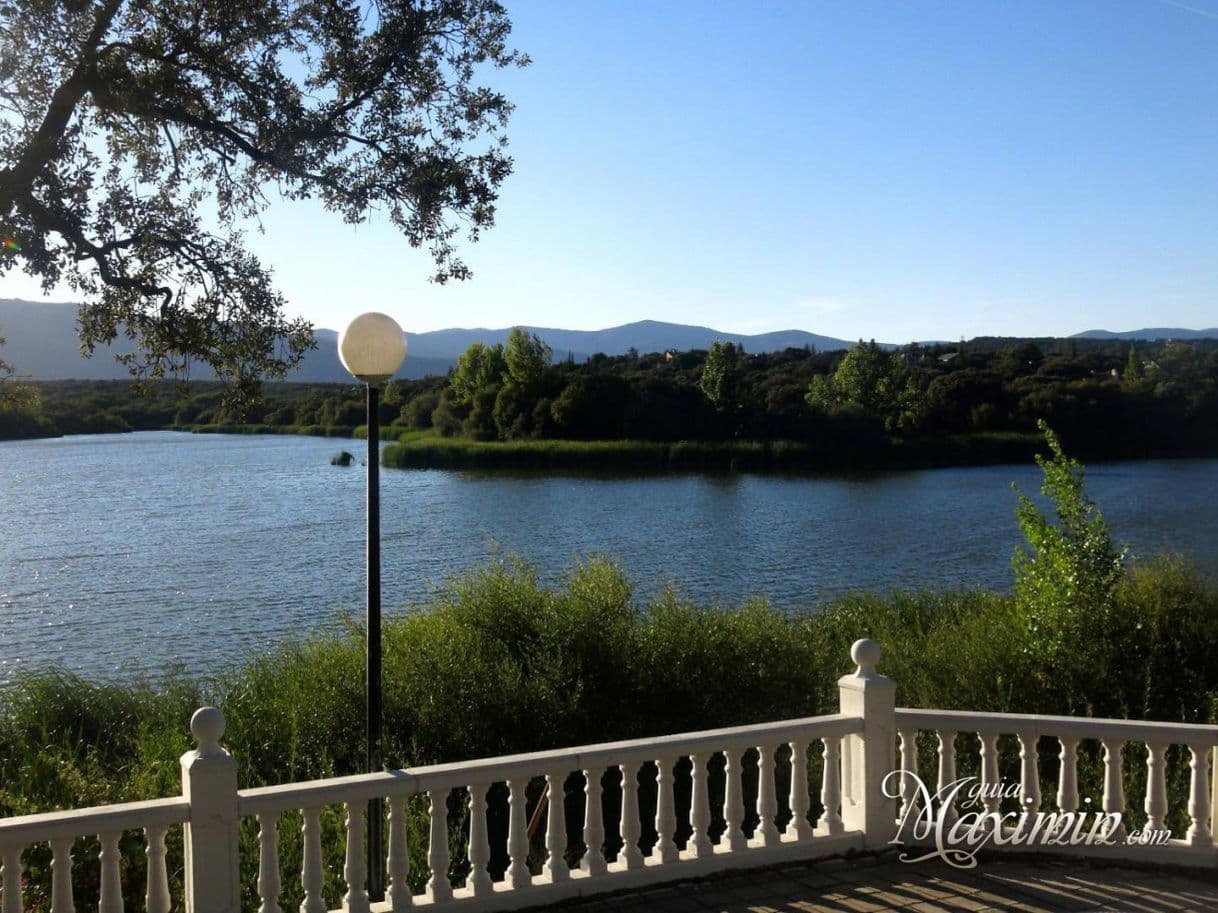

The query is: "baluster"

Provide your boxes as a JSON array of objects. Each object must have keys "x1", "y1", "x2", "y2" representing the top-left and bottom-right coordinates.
[
  {"x1": 1057, "y1": 737, "x2": 1079, "y2": 815},
  {"x1": 99, "y1": 831, "x2": 122, "y2": 913},
  {"x1": 343, "y1": 803, "x2": 369, "y2": 913},
  {"x1": 1, "y1": 845, "x2": 23, "y2": 913},
  {"x1": 145, "y1": 824, "x2": 171, "y2": 913},
  {"x1": 688, "y1": 753, "x2": 713, "y2": 856},
  {"x1": 787, "y1": 740, "x2": 812, "y2": 841},
  {"x1": 387, "y1": 797, "x2": 411, "y2": 910},
  {"x1": 1211, "y1": 746, "x2": 1218, "y2": 839},
  {"x1": 1102, "y1": 739, "x2": 1127, "y2": 839},
  {"x1": 506, "y1": 779, "x2": 532, "y2": 886},
  {"x1": 815, "y1": 736, "x2": 843, "y2": 836},
  {"x1": 49, "y1": 839, "x2": 73, "y2": 913},
  {"x1": 582, "y1": 768, "x2": 607, "y2": 875},
  {"x1": 301, "y1": 807, "x2": 326, "y2": 913},
  {"x1": 1187, "y1": 744, "x2": 1212, "y2": 846},
  {"x1": 936, "y1": 730, "x2": 957, "y2": 824},
  {"x1": 652, "y1": 758, "x2": 679, "y2": 862},
  {"x1": 254, "y1": 814, "x2": 280, "y2": 913},
  {"x1": 722, "y1": 748, "x2": 747, "y2": 851},
  {"x1": 1018, "y1": 731, "x2": 1041, "y2": 835},
  {"x1": 464, "y1": 784, "x2": 492, "y2": 895},
  {"x1": 898, "y1": 729, "x2": 919, "y2": 822},
  {"x1": 979, "y1": 733, "x2": 1001, "y2": 824},
  {"x1": 544, "y1": 771, "x2": 569, "y2": 882},
  {"x1": 427, "y1": 790, "x2": 452, "y2": 902},
  {"x1": 1145, "y1": 742, "x2": 1168, "y2": 832},
  {"x1": 617, "y1": 764, "x2": 644, "y2": 868},
  {"x1": 754, "y1": 745, "x2": 779, "y2": 846}
]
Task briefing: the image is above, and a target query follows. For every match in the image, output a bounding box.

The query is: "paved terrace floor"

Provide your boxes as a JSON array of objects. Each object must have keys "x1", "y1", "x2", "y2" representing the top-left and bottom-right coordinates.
[{"x1": 549, "y1": 853, "x2": 1218, "y2": 913}]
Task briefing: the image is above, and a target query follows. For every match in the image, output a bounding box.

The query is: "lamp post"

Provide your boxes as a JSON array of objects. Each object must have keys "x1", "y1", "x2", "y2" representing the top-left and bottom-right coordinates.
[{"x1": 338, "y1": 312, "x2": 407, "y2": 901}]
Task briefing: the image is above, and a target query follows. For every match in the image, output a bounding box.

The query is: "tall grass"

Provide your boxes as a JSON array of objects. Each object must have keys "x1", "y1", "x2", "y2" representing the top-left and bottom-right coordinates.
[{"x1": 1, "y1": 557, "x2": 1216, "y2": 911}]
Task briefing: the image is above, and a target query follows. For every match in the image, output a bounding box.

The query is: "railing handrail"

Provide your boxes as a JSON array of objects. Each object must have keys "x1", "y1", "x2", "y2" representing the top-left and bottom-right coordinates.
[
  {"x1": 237, "y1": 711, "x2": 864, "y2": 815},
  {"x1": 895, "y1": 706, "x2": 1218, "y2": 744},
  {"x1": 0, "y1": 797, "x2": 189, "y2": 845}
]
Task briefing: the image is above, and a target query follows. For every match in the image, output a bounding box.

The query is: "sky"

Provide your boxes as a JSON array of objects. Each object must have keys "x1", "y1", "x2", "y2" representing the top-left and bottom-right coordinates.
[{"x1": 6, "y1": 0, "x2": 1218, "y2": 341}]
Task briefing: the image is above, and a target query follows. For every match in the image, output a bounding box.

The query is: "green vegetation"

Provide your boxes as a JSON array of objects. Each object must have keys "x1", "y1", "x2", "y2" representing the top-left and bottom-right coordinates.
[
  {"x1": 1, "y1": 430, "x2": 1217, "y2": 913},
  {"x1": 404, "y1": 333, "x2": 1218, "y2": 468},
  {"x1": 4, "y1": 336, "x2": 1217, "y2": 474}
]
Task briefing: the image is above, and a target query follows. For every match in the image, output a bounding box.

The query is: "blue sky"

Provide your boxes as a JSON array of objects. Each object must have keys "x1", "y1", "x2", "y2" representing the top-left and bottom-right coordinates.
[{"x1": 8, "y1": 0, "x2": 1218, "y2": 341}]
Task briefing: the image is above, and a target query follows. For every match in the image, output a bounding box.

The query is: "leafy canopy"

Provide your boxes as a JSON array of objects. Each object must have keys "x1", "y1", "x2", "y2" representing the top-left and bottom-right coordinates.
[
  {"x1": 699, "y1": 340, "x2": 745, "y2": 411},
  {"x1": 0, "y1": 0, "x2": 526, "y2": 410}
]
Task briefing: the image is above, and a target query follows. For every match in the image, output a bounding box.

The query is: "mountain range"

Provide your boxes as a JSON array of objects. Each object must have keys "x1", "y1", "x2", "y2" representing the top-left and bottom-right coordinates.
[
  {"x1": 0, "y1": 299, "x2": 855, "y2": 382},
  {"x1": 1, "y1": 298, "x2": 1215, "y2": 383}
]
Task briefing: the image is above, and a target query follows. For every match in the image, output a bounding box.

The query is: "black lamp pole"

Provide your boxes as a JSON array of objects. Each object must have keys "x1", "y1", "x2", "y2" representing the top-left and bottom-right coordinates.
[{"x1": 366, "y1": 382, "x2": 384, "y2": 901}]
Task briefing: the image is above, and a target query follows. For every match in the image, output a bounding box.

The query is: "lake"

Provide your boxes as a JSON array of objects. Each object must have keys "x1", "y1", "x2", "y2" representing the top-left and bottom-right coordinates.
[{"x1": 1, "y1": 431, "x2": 1215, "y2": 684}]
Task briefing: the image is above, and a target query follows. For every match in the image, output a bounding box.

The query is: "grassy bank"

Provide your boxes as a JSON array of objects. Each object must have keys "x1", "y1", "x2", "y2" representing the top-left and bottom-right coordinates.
[
  {"x1": 2, "y1": 557, "x2": 1216, "y2": 911},
  {"x1": 381, "y1": 431, "x2": 1045, "y2": 471}
]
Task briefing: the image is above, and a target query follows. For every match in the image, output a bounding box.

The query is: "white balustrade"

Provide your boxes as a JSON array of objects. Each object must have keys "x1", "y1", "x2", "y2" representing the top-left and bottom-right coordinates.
[
  {"x1": 897, "y1": 729, "x2": 919, "y2": 822},
  {"x1": 3, "y1": 644, "x2": 1216, "y2": 913}
]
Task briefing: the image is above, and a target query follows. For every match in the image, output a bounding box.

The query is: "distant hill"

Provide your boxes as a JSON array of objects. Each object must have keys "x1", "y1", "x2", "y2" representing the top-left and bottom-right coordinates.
[
  {"x1": 1073, "y1": 327, "x2": 1218, "y2": 341},
  {"x1": 0, "y1": 300, "x2": 855, "y2": 382}
]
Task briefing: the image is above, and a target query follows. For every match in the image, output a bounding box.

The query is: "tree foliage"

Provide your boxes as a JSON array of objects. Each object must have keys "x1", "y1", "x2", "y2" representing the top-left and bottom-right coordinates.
[
  {"x1": 0, "y1": 0, "x2": 526, "y2": 411},
  {"x1": 1012, "y1": 421, "x2": 1126, "y2": 699},
  {"x1": 450, "y1": 342, "x2": 505, "y2": 406},
  {"x1": 805, "y1": 339, "x2": 920, "y2": 430},
  {"x1": 698, "y1": 340, "x2": 745, "y2": 411},
  {"x1": 503, "y1": 327, "x2": 551, "y2": 390}
]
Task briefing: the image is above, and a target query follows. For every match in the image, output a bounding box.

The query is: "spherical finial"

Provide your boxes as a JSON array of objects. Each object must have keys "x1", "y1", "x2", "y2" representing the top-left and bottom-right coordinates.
[
  {"x1": 190, "y1": 706, "x2": 226, "y2": 755},
  {"x1": 851, "y1": 638, "x2": 882, "y2": 676}
]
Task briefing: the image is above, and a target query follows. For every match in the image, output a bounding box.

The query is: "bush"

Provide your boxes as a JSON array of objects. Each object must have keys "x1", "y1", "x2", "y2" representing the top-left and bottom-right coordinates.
[{"x1": 1011, "y1": 422, "x2": 1126, "y2": 708}]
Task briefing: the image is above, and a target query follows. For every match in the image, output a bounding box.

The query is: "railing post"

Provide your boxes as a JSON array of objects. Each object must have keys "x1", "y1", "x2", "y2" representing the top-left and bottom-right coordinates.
[
  {"x1": 838, "y1": 639, "x2": 897, "y2": 849},
  {"x1": 180, "y1": 707, "x2": 240, "y2": 913}
]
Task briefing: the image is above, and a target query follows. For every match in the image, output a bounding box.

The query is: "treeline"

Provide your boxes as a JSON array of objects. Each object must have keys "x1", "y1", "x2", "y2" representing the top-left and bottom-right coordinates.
[
  {"x1": 406, "y1": 331, "x2": 1218, "y2": 461},
  {"x1": 4, "y1": 334, "x2": 1218, "y2": 463}
]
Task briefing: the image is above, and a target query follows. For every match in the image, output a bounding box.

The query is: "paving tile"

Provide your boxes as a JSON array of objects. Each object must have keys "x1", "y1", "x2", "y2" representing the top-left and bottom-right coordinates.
[{"x1": 543, "y1": 857, "x2": 1218, "y2": 913}]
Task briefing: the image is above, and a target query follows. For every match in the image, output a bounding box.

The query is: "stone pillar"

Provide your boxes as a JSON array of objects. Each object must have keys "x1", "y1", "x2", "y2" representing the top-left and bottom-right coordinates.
[
  {"x1": 181, "y1": 707, "x2": 240, "y2": 913},
  {"x1": 838, "y1": 639, "x2": 898, "y2": 849}
]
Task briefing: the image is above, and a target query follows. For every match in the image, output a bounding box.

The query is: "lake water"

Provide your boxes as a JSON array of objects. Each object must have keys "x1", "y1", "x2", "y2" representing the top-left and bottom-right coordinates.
[{"x1": 1, "y1": 431, "x2": 1215, "y2": 684}]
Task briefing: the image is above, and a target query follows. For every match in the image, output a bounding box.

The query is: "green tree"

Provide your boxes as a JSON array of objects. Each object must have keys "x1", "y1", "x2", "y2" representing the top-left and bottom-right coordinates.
[
  {"x1": 0, "y1": 330, "x2": 39, "y2": 414},
  {"x1": 1012, "y1": 421, "x2": 1126, "y2": 700},
  {"x1": 504, "y1": 328, "x2": 552, "y2": 390},
  {"x1": 806, "y1": 340, "x2": 921, "y2": 429},
  {"x1": 451, "y1": 343, "x2": 506, "y2": 405},
  {"x1": 699, "y1": 341, "x2": 745, "y2": 410},
  {"x1": 0, "y1": 0, "x2": 526, "y2": 411}
]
